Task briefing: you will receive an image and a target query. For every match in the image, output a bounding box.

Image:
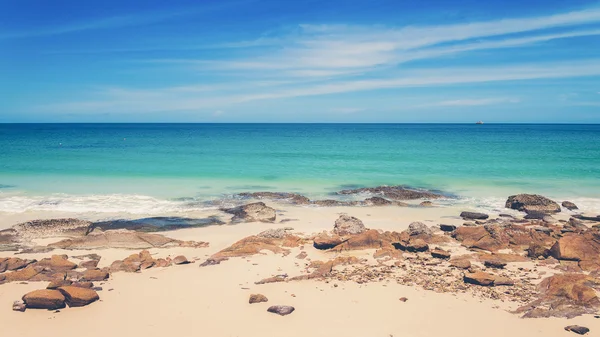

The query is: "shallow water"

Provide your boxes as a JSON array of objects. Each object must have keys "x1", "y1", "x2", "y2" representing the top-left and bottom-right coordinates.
[{"x1": 1, "y1": 123, "x2": 599, "y2": 215}]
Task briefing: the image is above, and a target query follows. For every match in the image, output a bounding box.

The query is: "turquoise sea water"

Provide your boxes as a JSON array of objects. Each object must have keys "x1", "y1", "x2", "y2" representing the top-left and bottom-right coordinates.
[{"x1": 0, "y1": 123, "x2": 599, "y2": 214}]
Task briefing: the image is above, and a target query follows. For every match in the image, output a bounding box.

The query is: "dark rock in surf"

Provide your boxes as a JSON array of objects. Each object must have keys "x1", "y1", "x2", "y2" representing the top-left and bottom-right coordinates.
[
  {"x1": 505, "y1": 194, "x2": 561, "y2": 214},
  {"x1": 337, "y1": 185, "x2": 445, "y2": 200},
  {"x1": 460, "y1": 212, "x2": 489, "y2": 220}
]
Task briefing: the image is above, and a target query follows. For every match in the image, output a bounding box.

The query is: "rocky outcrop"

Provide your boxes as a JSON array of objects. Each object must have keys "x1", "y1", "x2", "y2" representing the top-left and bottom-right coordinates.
[
  {"x1": 337, "y1": 185, "x2": 445, "y2": 200},
  {"x1": 58, "y1": 286, "x2": 99, "y2": 307},
  {"x1": 549, "y1": 231, "x2": 600, "y2": 272},
  {"x1": 460, "y1": 212, "x2": 489, "y2": 220},
  {"x1": 48, "y1": 229, "x2": 208, "y2": 250},
  {"x1": 267, "y1": 305, "x2": 295, "y2": 316},
  {"x1": 517, "y1": 273, "x2": 600, "y2": 318},
  {"x1": 222, "y1": 202, "x2": 276, "y2": 223},
  {"x1": 92, "y1": 216, "x2": 224, "y2": 232},
  {"x1": 249, "y1": 294, "x2": 268, "y2": 304},
  {"x1": 363, "y1": 197, "x2": 394, "y2": 206},
  {"x1": 505, "y1": 194, "x2": 561, "y2": 214},
  {"x1": 172, "y1": 255, "x2": 190, "y2": 265},
  {"x1": 22, "y1": 289, "x2": 66, "y2": 309},
  {"x1": 333, "y1": 215, "x2": 366, "y2": 235},
  {"x1": 205, "y1": 233, "x2": 304, "y2": 263},
  {"x1": 452, "y1": 223, "x2": 555, "y2": 252},
  {"x1": 81, "y1": 269, "x2": 109, "y2": 281},
  {"x1": 562, "y1": 201, "x2": 579, "y2": 211},
  {"x1": 464, "y1": 272, "x2": 496, "y2": 286},
  {"x1": 431, "y1": 248, "x2": 451, "y2": 259}
]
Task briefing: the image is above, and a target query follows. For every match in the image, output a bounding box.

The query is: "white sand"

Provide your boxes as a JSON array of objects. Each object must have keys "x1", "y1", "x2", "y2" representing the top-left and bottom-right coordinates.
[{"x1": 0, "y1": 204, "x2": 595, "y2": 337}]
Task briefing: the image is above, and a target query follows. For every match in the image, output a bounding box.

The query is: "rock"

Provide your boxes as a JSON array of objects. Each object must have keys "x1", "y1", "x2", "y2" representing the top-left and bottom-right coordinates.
[
  {"x1": 58, "y1": 286, "x2": 99, "y2": 307},
  {"x1": 81, "y1": 269, "x2": 109, "y2": 281},
  {"x1": 313, "y1": 234, "x2": 346, "y2": 250},
  {"x1": 72, "y1": 281, "x2": 94, "y2": 288},
  {"x1": 517, "y1": 273, "x2": 600, "y2": 318},
  {"x1": 419, "y1": 201, "x2": 433, "y2": 207},
  {"x1": 439, "y1": 224, "x2": 457, "y2": 232},
  {"x1": 562, "y1": 201, "x2": 579, "y2": 211},
  {"x1": 431, "y1": 248, "x2": 451, "y2": 259},
  {"x1": 464, "y1": 272, "x2": 495, "y2": 286},
  {"x1": 407, "y1": 222, "x2": 433, "y2": 236},
  {"x1": 493, "y1": 276, "x2": 515, "y2": 286},
  {"x1": 249, "y1": 294, "x2": 268, "y2": 304},
  {"x1": 363, "y1": 197, "x2": 394, "y2": 206},
  {"x1": 22, "y1": 289, "x2": 66, "y2": 309},
  {"x1": 4, "y1": 265, "x2": 44, "y2": 282},
  {"x1": 311, "y1": 199, "x2": 352, "y2": 207},
  {"x1": 399, "y1": 297, "x2": 408, "y2": 302},
  {"x1": 452, "y1": 224, "x2": 553, "y2": 252},
  {"x1": 36, "y1": 255, "x2": 77, "y2": 271},
  {"x1": 79, "y1": 260, "x2": 99, "y2": 269},
  {"x1": 549, "y1": 231, "x2": 600, "y2": 271},
  {"x1": 450, "y1": 259, "x2": 471, "y2": 269},
  {"x1": 295, "y1": 251, "x2": 307, "y2": 259},
  {"x1": 526, "y1": 242, "x2": 550, "y2": 258},
  {"x1": 47, "y1": 279, "x2": 72, "y2": 289},
  {"x1": 223, "y1": 202, "x2": 276, "y2": 223},
  {"x1": 172, "y1": 255, "x2": 190, "y2": 265},
  {"x1": 505, "y1": 194, "x2": 561, "y2": 214},
  {"x1": 460, "y1": 212, "x2": 489, "y2": 220},
  {"x1": 565, "y1": 326, "x2": 590, "y2": 335},
  {"x1": 258, "y1": 228, "x2": 292, "y2": 239},
  {"x1": 406, "y1": 239, "x2": 429, "y2": 252},
  {"x1": 4, "y1": 257, "x2": 36, "y2": 271},
  {"x1": 573, "y1": 214, "x2": 600, "y2": 222},
  {"x1": 207, "y1": 234, "x2": 301, "y2": 262},
  {"x1": 333, "y1": 215, "x2": 366, "y2": 236},
  {"x1": 267, "y1": 305, "x2": 295, "y2": 316},
  {"x1": 337, "y1": 185, "x2": 445, "y2": 200},
  {"x1": 484, "y1": 259, "x2": 507, "y2": 269},
  {"x1": 12, "y1": 300, "x2": 26, "y2": 312},
  {"x1": 49, "y1": 229, "x2": 208, "y2": 250}
]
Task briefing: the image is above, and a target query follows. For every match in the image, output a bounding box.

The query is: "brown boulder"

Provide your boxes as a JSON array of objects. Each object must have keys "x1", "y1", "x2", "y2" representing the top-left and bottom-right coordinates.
[
  {"x1": 549, "y1": 231, "x2": 600, "y2": 271},
  {"x1": 5, "y1": 265, "x2": 43, "y2": 282},
  {"x1": 334, "y1": 229, "x2": 400, "y2": 251},
  {"x1": 36, "y1": 255, "x2": 77, "y2": 271},
  {"x1": 484, "y1": 259, "x2": 507, "y2": 269},
  {"x1": 47, "y1": 279, "x2": 72, "y2": 289},
  {"x1": 4, "y1": 257, "x2": 35, "y2": 271},
  {"x1": 81, "y1": 269, "x2": 109, "y2": 281},
  {"x1": 450, "y1": 259, "x2": 472, "y2": 269},
  {"x1": 505, "y1": 194, "x2": 561, "y2": 214},
  {"x1": 333, "y1": 215, "x2": 366, "y2": 236},
  {"x1": 12, "y1": 300, "x2": 26, "y2": 312},
  {"x1": 58, "y1": 286, "x2": 99, "y2": 307},
  {"x1": 517, "y1": 273, "x2": 600, "y2": 318},
  {"x1": 313, "y1": 234, "x2": 345, "y2": 250},
  {"x1": 22, "y1": 289, "x2": 66, "y2": 309},
  {"x1": 172, "y1": 255, "x2": 190, "y2": 265},
  {"x1": 431, "y1": 248, "x2": 451, "y2": 259},
  {"x1": 79, "y1": 260, "x2": 99, "y2": 269},
  {"x1": 464, "y1": 272, "x2": 495, "y2": 286},
  {"x1": 249, "y1": 294, "x2": 268, "y2": 304},
  {"x1": 453, "y1": 224, "x2": 553, "y2": 252}
]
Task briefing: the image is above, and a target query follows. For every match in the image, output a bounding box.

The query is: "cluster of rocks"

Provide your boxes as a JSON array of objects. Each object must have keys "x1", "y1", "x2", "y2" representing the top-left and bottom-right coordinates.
[
  {"x1": 2, "y1": 250, "x2": 193, "y2": 312},
  {"x1": 201, "y1": 193, "x2": 600, "y2": 321}
]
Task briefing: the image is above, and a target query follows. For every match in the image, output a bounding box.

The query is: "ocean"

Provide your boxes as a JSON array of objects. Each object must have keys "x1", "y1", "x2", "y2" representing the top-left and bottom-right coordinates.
[{"x1": 0, "y1": 123, "x2": 599, "y2": 215}]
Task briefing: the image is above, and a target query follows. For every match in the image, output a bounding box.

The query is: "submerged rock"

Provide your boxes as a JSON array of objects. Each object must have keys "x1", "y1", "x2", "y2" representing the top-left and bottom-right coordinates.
[
  {"x1": 222, "y1": 202, "x2": 276, "y2": 223},
  {"x1": 505, "y1": 194, "x2": 561, "y2": 214},
  {"x1": 337, "y1": 185, "x2": 445, "y2": 200},
  {"x1": 92, "y1": 216, "x2": 224, "y2": 232},
  {"x1": 562, "y1": 201, "x2": 579, "y2": 211},
  {"x1": 238, "y1": 192, "x2": 310, "y2": 205},
  {"x1": 11, "y1": 219, "x2": 92, "y2": 240}
]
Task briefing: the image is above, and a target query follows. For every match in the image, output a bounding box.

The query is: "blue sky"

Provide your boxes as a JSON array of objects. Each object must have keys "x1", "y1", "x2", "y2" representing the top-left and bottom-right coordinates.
[{"x1": 1, "y1": 0, "x2": 600, "y2": 122}]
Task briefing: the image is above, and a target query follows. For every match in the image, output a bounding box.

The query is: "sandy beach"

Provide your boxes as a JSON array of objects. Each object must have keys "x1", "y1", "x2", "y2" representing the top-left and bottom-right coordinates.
[{"x1": 1, "y1": 197, "x2": 598, "y2": 337}]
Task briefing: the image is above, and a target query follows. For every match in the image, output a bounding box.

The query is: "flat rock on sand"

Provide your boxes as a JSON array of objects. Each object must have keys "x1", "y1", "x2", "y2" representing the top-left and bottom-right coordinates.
[
  {"x1": 267, "y1": 305, "x2": 295, "y2": 316},
  {"x1": 249, "y1": 294, "x2": 268, "y2": 304},
  {"x1": 22, "y1": 289, "x2": 66, "y2": 309},
  {"x1": 58, "y1": 286, "x2": 100, "y2": 307}
]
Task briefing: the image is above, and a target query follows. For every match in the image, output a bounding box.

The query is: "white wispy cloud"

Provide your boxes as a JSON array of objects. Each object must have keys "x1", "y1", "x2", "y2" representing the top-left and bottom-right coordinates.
[
  {"x1": 421, "y1": 98, "x2": 521, "y2": 107},
  {"x1": 38, "y1": 59, "x2": 600, "y2": 113}
]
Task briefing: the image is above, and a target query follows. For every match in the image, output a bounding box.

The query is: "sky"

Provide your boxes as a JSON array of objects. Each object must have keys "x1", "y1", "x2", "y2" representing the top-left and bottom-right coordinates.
[{"x1": 1, "y1": 0, "x2": 600, "y2": 123}]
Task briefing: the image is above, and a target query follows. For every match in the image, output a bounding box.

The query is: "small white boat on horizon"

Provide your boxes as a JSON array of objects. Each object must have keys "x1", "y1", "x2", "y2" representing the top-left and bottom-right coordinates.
[{"x1": 476, "y1": 121, "x2": 484, "y2": 124}]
